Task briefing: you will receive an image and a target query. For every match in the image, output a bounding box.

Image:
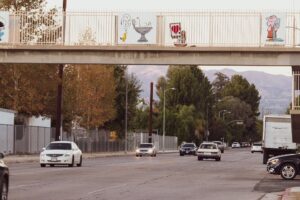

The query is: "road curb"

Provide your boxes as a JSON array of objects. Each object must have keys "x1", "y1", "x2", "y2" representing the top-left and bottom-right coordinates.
[
  {"x1": 4, "y1": 151, "x2": 178, "y2": 164},
  {"x1": 260, "y1": 192, "x2": 282, "y2": 200}
]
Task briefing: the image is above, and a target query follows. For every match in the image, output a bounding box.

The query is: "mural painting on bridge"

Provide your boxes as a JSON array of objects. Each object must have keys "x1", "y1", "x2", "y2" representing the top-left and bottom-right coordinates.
[
  {"x1": 261, "y1": 13, "x2": 286, "y2": 46},
  {"x1": 118, "y1": 13, "x2": 156, "y2": 44},
  {"x1": 0, "y1": 11, "x2": 9, "y2": 43},
  {"x1": 169, "y1": 23, "x2": 187, "y2": 47}
]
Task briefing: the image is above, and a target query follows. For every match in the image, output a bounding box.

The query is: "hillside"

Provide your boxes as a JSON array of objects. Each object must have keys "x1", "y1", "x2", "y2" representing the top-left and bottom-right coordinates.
[{"x1": 129, "y1": 66, "x2": 292, "y2": 116}]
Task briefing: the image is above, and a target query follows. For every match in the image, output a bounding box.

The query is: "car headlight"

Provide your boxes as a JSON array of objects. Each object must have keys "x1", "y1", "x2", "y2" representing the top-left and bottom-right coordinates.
[
  {"x1": 148, "y1": 149, "x2": 153, "y2": 153},
  {"x1": 269, "y1": 159, "x2": 279, "y2": 165},
  {"x1": 40, "y1": 153, "x2": 46, "y2": 157},
  {"x1": 64, "y1": 153, "x2": 71, "y2": 157},
  {"x1": 136, "y1": 149, "x2": 140, "y2": 153}
]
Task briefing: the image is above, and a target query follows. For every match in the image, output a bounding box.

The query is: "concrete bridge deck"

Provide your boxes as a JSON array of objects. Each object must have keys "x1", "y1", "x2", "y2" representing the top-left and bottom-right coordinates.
[{"x1": 1, "y1": 46, "x2": 300, "y2": 65}]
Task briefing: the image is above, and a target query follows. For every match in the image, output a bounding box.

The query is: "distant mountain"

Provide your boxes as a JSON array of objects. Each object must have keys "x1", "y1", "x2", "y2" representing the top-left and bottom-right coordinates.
[
  {"x1": 129, "y1": 66, "x2": 292, "y2": 116},
  {"x1": 204, "y1": 69, "x2": 292, "y2": 117}
]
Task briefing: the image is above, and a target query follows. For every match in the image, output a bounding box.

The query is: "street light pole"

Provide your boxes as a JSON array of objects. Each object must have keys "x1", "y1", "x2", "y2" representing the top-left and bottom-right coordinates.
[{"x1": 163, "y1": 87, "x2": 175, "y2": 152}]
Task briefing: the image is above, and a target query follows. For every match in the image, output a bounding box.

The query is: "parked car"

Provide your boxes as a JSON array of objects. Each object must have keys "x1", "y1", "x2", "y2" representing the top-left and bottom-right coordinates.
[
  {"x1": 0, "y1": 153, "x2": 9, "y2": 200},
  {"x1": 179, "y1": 143, "x2": 198, "y2": 156},
  {"x1": 267, "y1": 154, "x2": 300, "y2": 180},
  {"x1": 231, "y1": 142, "x2": 241, "y2": 148},
  {"x1": 212, "y1": 141, "x2": 225, "y2": 153},
  {"x1": 197, "y1": 142, "x2": 221, "y2": 161},
  {"x1": 40, "y1": 141, "x2": 82, "y2": 167},
  {"x1": 241, "y1": 142, "x2": 250, "y2": 148},
  {"x1": 251, "y1": 142, "x2": 263, "y2": 153},
  {"x1": 136, "y1": 143, "x2": 157, "y2": 157}
]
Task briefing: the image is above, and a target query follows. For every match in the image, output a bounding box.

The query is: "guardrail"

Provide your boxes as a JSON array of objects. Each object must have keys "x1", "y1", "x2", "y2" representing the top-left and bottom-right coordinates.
[{"x1": 1, "y1": 11, "x2": 300, "y2": 47}]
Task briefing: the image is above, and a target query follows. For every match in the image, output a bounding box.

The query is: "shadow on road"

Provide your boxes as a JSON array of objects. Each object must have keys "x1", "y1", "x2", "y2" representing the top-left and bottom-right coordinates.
[{"x1": 254, "y1": 175, "x2": 300, "y2": 193}]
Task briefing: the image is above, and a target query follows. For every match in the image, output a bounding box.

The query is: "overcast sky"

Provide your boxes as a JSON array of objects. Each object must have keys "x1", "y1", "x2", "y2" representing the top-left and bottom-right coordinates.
[
  {"x1": 47, "y1": 0, "x2": 296, "y2": 76},
  {"x1": 48, "y1": 0, "x2": 298, "y2": 11}
]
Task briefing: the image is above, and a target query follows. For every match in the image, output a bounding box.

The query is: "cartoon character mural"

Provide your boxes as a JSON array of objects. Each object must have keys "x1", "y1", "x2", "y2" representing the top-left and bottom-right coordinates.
[
  {"x1": 0, "y1": 12, "x2": 9, "y2": 43},
  {"x1": 118, "y1": 13, "x2": 156, "y2": 44},
  {"x1": 265, "y1": 15, "x2": 283, "y2": 42},
  {"x1": 0, "y1": 19, "x2": 5, "y2": 41},
  {"x1": 120, "y1": 14, "x2": 131, "y2": 42},
  {"x1": 169, "y1": 23, "x2": 187, "y2": 47}
]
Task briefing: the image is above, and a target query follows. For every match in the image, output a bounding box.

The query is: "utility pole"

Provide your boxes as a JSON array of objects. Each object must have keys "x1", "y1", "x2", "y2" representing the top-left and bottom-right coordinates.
[
  {"x1": 55, "y1": 65, "x2": 64, "y2": 141},
  {"x1": 206, "y1": 105, "x2": 209, "y2": 141},
  {"x1": 148, "y1": 82, "x2": 153, "y2": 143},
  {"x1": 125, "y1": 70, "x2": 128, "y2": 154},
  {"x1": 55, "y1": 0, "x2": 67, "y2": 141}
]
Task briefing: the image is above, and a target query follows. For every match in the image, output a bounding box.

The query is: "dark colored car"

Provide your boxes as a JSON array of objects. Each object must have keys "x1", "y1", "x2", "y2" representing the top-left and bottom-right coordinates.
[
  {"x1": 0, "y1": 153, "x2": 9, "y2": 200},
  {"x1": 212, "y1": 141, "x2": 225, "y2": 153},
  {"x1": 267, "y1": 153, "x2": 300, "y2": 180},
  {"x1": 179, "y1": 143, "x2": 197, "y2": 156}
]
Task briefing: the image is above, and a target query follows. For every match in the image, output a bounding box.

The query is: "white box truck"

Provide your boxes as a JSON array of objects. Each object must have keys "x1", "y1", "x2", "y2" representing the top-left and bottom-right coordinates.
[{"x1": 262, "y1": 114, "x2": 297, "y2": 164}]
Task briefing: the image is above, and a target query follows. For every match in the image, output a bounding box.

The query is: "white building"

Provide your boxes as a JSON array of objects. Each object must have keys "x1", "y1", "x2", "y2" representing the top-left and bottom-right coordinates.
[
  {"x1": 0, "y1": 108, "x2": 16, "y2": 154},
  {"x1": 0, "y1": 108, "x2": 16, "y2": 125},
  {"x1": 25, "y1": 116, "x2": 51, "y2": 128}
]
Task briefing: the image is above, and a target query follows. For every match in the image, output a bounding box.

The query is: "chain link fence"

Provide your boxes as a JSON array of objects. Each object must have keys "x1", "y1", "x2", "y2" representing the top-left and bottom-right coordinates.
[{"x1": 0, "y1": 125, "x2": 178, "y2": 154}]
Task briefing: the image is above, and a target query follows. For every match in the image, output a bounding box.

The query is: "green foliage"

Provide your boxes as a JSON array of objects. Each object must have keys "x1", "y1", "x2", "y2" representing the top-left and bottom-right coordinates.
[
  {"x1": 212, "y1": 72, "x2": 230, "y2": 101},
  {"x1": 222, "y1": 75, "x2": 261, "y2": 116},
  {"x1": 104, "y1": 66, "x2": 142, "y2": 138},
  {"x1": 154, "y1": 65, "x2": 213, "y2": 144},
  {"x1": 211, "y1": 73, "x2": 261, "y2": 143}
]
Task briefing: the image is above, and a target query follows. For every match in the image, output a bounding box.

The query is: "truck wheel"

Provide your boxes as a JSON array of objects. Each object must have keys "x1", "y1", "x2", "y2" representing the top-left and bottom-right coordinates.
[
  {"x1": 263, "y1": 151, "x2": 268, "y2": 164},
  {"x1": 281, "y1": 163, "x2": 297, "y2": 180}
]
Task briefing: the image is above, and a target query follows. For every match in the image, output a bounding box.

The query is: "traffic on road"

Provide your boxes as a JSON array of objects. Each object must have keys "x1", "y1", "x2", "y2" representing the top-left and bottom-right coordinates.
[{"x1": 8, "y1": 149, "x2": 271, "y2": 200}]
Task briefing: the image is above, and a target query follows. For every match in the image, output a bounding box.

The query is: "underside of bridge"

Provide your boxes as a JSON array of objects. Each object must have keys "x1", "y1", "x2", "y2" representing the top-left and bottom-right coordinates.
[{"x1": 291, "y1": 66, "x2": 300, "y2": 143}]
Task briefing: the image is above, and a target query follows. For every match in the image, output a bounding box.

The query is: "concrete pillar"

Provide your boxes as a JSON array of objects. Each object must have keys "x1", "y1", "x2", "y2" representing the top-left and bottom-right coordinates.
[{"x1": 291, "y1": 66, "x2": 300, "y2": 143}]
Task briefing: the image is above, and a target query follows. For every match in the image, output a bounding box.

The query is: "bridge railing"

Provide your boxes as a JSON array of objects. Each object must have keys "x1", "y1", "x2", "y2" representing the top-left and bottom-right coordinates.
[{"x1": 3, "y1": 11, "x2": 300, "y2": 47}]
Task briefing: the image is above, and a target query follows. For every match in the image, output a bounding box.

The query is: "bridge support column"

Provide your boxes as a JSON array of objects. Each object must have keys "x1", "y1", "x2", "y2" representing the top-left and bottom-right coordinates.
[{"x1": 291, "y1": 66, "x2": 300, "y2": 143}]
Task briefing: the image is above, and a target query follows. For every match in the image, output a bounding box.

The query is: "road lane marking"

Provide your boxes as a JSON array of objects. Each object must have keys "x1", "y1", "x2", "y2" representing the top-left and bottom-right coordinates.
[
  {"x1": 87, "y1": 184, "x2": 127, "y2": 196},
  {"x1": 10, "y1": 182, "x2": 41, "y2": 189}
]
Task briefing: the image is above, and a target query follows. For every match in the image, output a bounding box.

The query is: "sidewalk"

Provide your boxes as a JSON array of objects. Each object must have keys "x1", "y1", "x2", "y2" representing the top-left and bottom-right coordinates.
[
  {"x1": 281, "y1": 187, "x2": 300, "y2": 200},
  {"x1": 261, "y1": 187, "x2": 300, "y2": 200},
  {"x1": 3, "y1": 150, "x2": 177, "y2": 164}
]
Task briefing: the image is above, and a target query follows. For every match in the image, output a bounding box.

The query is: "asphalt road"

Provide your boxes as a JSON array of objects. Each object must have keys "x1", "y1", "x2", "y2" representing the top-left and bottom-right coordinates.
[{"x1": 8, "y1": 148, "x2": 290, "y2": 200}]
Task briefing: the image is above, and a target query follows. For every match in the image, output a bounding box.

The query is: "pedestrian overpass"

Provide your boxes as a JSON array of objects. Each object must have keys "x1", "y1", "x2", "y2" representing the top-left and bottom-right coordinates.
[{"x1": 1, "y1": 10, "x2": 300, "y2": 141}]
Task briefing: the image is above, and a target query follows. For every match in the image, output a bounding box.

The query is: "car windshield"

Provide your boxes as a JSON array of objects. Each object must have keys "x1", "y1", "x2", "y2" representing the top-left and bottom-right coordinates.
[
  {"x1": 200, "y1": 144, "x2": 217, "y2": 149},
  {"x1": 182, "y1": 144, "x2": 195, "y2": 148},
  {"x1": 46, "y1": 143, "x2": 72, "y2": 150},
  {"x1": 139, "y1": 144, "x2": 153, "y2": 148}
]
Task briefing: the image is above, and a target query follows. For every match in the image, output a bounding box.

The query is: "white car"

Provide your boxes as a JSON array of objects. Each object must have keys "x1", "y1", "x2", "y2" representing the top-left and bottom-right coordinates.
[
  {"x1": 231, "y1": 142, "x2": 241, "y2": 148},
  {"x1": 197, "y1": 142, "x2": 221, "y2": 161},
  {"x1": 251, "y1": 142, "x2": 263, "y2": 153},
  {"x1": 40, "y1": 141, "x2": 82, "y2": 167},
  {"x1": 136, "y1": 143, "x2": 157, "y2": 157}
]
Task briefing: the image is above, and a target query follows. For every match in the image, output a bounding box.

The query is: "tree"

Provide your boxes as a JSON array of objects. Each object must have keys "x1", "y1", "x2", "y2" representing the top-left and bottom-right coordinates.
[
  {"x1": 104, "y1": 66, "x2": 142, "y2": 138},
  {"x1": 0, "y1": 0, "x2": 45, "y2": 11},
  {"x1": 154, "y1": 65, "x2": 213, "y2": 144},
  {"x1": 212, "y1": 72, "x2": 230, "y2": 101},
  {"x1": 0, "y1": 64, "x2": 57, "y2": 117},
  {"x1": 75, "y1": 65, "x2": 116, "y2": 129},
  {"x1": 211, "y1": 74, "x2": 261, "y2": 143},
  {"x1": 222, "y1": 75, "x2": 261, "y2": 116}
]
